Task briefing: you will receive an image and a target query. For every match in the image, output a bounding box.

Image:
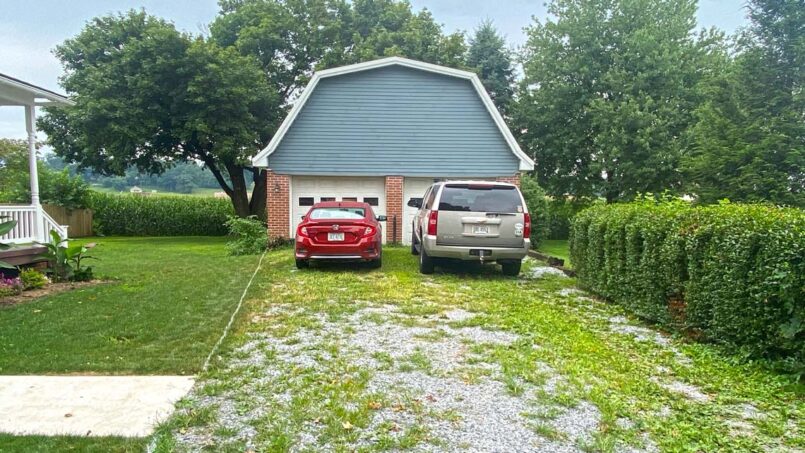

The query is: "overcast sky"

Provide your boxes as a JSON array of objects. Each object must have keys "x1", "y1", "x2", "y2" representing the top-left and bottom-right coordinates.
[{"x1": 0, "y1": 0, "x2": 749, "y2": 140}]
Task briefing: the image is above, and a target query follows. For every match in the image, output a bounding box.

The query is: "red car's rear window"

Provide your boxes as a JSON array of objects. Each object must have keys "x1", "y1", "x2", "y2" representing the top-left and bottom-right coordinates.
[{"x1": 309, "y1": 207, "x2": 366, "y2": 220}]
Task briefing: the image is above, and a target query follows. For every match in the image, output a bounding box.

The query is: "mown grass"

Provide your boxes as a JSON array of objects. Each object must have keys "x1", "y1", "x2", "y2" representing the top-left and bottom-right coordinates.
[
  {"x1": 537, "y1": 239, "x2": 570, "y2": 266},
  {"x1": 0, "y1": 236, "x2": 262, "y2": 374},
  {"x1": 0, "y1": 237, "x2": 263, "y2": 452},
  {"x1": 158, "y1": 247, "x2": 803, "y2": 452},
  {"x1": 0, "y1": 434, "x2": 146, "y2": 452}
]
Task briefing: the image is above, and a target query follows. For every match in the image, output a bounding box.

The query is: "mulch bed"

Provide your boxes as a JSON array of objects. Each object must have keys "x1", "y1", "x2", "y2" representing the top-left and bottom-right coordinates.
[{"x1": 0, "y1": 280, "x2": 107, "y2": 308}]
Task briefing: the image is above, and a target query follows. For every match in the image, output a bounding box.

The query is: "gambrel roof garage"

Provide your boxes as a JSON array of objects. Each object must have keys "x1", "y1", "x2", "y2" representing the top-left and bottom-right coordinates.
[{"x1": 254, "y1": 57, "x2": 534, "y2": 243}]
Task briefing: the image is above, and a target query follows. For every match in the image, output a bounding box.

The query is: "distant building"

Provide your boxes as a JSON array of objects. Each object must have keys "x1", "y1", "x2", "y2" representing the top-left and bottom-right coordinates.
[{"x1": 129, "y1": 186, "x2": 143, "y2": 194}]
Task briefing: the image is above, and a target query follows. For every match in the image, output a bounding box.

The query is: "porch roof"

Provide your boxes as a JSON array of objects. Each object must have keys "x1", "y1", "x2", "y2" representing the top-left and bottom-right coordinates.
[{"x1": 0, "y1": 73, "x2": 74, "y2": 107}]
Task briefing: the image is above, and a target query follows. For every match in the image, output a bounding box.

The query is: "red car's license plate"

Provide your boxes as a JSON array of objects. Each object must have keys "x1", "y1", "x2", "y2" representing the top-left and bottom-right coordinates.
[{"x1": 327, "y1": 232, "x2": 344, "y2": 241}]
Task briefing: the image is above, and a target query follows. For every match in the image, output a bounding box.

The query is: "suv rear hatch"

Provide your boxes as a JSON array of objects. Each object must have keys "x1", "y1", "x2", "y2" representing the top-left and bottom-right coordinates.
[{"x1": 435, "y1": 183, "x2": 526, "y2": 248}]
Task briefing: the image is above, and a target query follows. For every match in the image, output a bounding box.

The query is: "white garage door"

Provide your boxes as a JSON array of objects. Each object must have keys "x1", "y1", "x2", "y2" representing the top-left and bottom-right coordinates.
[
  {"x1": 291, "y1": 176, "x2": 386, "y2": 239},
  {"x1": 402, "y1": 177, "x2": 438, "y2": 245}
]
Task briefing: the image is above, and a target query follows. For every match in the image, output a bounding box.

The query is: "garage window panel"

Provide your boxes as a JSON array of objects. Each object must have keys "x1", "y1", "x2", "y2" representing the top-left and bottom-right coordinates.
[
  {"x1": 298, "y1": 197, "x2": 314, "y2": 206},
  {"x1": 363, "y1": 197, "x2": 379, "y2": 206}
]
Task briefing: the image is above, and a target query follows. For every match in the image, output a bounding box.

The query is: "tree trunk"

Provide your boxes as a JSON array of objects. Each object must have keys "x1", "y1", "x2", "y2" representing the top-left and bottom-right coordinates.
[
  {"x1": 225, "y1": 163, "x2": 251, "y2": 217},
  {"x1": 205, "y1": 159, "x2": 266, "y2": 219},
  {"x1": 248, "y1": 168, "x2": 267, "y2": 221}
]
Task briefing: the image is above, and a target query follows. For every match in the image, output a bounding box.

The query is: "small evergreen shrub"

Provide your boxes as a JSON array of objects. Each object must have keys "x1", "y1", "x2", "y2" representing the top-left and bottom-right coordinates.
[
  {"x1": 19, "y1": 269, "x2": 48, "y2": 290},
  {"x1": 570, "y1": 199, "x2": 804, "y2": 367},
  {"x1": 88, "y1": 192, "x2": 233, "y2": 236},
  {"x1": 225, "y1": 216, "x2": 267, "y2": 255}
]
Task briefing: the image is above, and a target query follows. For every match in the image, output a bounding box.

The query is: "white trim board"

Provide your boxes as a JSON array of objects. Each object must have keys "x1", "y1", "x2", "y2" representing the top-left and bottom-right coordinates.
[
  {"x1": 251, "y1": 56, "x2": 534, "y2": 171},
  {"x1": 0, "y1": 73, "x2": 75, "y2": 106}
]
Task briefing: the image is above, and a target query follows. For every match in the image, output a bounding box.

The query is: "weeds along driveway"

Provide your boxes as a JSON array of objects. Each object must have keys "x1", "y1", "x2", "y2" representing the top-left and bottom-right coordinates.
[{"x1": 155, "y1": 248, "x2": 804, "y2": 452}]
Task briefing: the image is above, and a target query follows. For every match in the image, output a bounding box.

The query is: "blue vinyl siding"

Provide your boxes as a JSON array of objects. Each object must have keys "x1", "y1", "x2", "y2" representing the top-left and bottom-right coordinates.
[{"x1": 268, "y1": 65, "x2": 519, "y2": 176}]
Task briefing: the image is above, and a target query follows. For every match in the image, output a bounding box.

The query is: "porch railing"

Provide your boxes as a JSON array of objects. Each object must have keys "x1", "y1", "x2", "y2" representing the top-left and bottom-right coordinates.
[{"x1": 0, "y1": 204, "x2": 69, "y2": 244}]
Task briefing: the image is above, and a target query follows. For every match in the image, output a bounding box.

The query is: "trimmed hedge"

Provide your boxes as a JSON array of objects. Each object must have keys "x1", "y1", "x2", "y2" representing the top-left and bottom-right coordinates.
[
  {"x1": 570, "y1": 200, "x2": 804, "y2": 363},
  {"x1": 88, "y1": 192, "x2": 234, "y2": 236}
]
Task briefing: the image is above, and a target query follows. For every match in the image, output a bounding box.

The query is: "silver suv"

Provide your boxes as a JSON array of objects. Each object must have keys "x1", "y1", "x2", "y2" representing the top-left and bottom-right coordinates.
[{"x1": 408, "y1": 181, "x2": 531, "y2": 276}]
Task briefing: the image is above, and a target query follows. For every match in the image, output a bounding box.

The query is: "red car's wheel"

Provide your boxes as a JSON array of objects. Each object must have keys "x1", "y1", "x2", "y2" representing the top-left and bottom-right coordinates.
[{"x1": 295, "y1": 259, "x2": 309, "y2": 269}]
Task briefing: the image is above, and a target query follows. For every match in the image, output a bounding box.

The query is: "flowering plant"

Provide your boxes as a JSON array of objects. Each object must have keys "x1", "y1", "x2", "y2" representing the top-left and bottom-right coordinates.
[{"x1": 0, "y1": 274, "x2": 23, "y2": 297}]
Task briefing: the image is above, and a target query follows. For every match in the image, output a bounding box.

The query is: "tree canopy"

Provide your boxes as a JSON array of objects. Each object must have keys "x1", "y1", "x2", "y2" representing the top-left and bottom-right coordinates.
[
  {"x1": 683, "y1": 0, "x2": 804, "y2": 207},
  {"x1": 35, "y1": 0, "x2": 803, "y2": 212},
  {"x1": 41, "y1": 1, "x2": 467, "y2": 217},
  {"x1": 515, "y1": 0, "x2": 721, "y2": 202},
  {"x1": 467, "y1": 20, "x2": 515, "y2": 115}
]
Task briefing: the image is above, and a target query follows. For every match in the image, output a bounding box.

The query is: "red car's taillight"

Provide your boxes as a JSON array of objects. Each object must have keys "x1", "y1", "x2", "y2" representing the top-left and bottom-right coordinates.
[
  {"x1": 427, "y1": 211, "x2": 438, "y2": 236},
  {"x1": 362, "y1": 226, "x2": 376, "y2": 237},
  {"x1": 297, "y1": 225, "x2": 309, "y2": 238},
  {"x1": 523, "y1": 212, "x2": 531, "y2": 239}
]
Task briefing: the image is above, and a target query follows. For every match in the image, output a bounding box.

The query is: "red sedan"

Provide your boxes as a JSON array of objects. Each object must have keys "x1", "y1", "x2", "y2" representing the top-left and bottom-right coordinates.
[{"x1": 294, "y1": 201, "x2": 385, "y2": 269}]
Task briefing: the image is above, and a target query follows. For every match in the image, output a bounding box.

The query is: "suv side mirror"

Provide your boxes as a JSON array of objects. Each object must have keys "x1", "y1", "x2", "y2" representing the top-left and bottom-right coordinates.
[
  {"x1": 376, "y1": 215, "x2": 387, "y2": 222},
  {"x1": 407, "y1": 198, "x2": 422, "y2": 208}
]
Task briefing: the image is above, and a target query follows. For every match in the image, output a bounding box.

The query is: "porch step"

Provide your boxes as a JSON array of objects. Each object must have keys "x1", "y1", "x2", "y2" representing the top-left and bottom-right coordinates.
[{"x1": 0, "y1": 245, "x2": 47, "y2": 267}]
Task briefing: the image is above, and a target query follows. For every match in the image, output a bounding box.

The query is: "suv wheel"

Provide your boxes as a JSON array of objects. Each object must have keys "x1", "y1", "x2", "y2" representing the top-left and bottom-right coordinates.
[
  {"x1": 411, "y1": 230, "x2": 420, "y2": 255},
  {"x1": 501, "y1": 260, "x2": 521, "y2": 276},
  {"x1": 419, "y1": 246, "x2": 435, "y2": 274}
]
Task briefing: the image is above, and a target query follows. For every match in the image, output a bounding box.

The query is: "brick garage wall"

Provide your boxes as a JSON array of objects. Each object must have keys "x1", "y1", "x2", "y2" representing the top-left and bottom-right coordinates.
[
  {"x1": 496, "y1": 173, "x2": 521, "y2": 187},
  {"x1": 266, "y1": 171, "x2": 290, "y2": 239},
  {"x1": 385, "y1": 176, "x2": 404, "y2": 243}
]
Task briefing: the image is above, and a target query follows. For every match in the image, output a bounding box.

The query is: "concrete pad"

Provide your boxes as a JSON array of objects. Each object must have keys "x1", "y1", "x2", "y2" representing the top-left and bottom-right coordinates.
[{"x1": 0, "y1": 375, "x2": 194, "y2": 437}]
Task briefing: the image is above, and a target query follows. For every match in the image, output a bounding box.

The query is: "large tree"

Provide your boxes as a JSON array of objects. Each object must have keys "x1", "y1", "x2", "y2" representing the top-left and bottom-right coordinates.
[
  {"x1": 42, "y1": 1, "x2": 466, "y2": 217},
  {"x1": 211, "y1": 0, "x2": 466, "y2": 106},
  {"x1": 684, "y1": 0, "x2": 804, "y2": 207},
  {"x1": 515, "y1": 0, "x2": 717, "y2": 202},
  {"x1": 467, "y1": 20, "x2": 515, "y2": 115},
  {"x1": 40, "y1": 11, "x2": 277, "y2": 217}
]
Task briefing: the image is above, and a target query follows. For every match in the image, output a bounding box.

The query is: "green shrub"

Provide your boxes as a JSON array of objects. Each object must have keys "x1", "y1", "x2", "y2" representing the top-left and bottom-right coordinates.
[
  {"x1": 20, "y1": 269, "x2": 48, "y2": 290},
  {"x1": 520, "y1": 175, "x2": 550, "y2": 246},
  {"x1": 544, "y1": 198, "x2": 595, "y2": 240},
  {"x1": 570, "y1": 199, "x2": 805, "y2": 367},
  {"x1": 225, "y1": 216, "x2": 267, "y2": 255},
  {"x1": 88, "y1": 192, "x2": 233, "y2": 236},
  {"x1": 520, "y1": 175, "x2": 596, "y2": 244}
]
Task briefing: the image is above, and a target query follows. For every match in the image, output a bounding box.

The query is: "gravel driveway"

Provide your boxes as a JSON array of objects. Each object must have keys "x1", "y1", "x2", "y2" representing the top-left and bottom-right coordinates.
[{"x1": 157, "y1": 252, "x2": 802, "y2": 452}]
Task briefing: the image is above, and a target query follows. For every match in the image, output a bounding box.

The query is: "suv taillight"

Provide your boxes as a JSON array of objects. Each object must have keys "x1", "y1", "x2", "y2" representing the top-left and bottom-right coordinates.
[
  {"x1": 523, "y1": 213, "x2": 531, "y2": 239},
  {"x1": 427, "y1": 211, "x2": 438, "y2": 236}
]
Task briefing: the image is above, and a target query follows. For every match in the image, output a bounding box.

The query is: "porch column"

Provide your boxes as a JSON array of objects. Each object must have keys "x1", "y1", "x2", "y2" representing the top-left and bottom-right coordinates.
[{"x1": 24, "y1": 104, "x2": 43, "y2": 241}]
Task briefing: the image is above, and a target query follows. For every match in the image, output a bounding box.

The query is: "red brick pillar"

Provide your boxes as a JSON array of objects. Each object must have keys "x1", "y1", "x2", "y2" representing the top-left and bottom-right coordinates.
[
  {"x1": 266, "y1": 171, "x2": 290, "y2": 240},
  {"x1": 385, "y1": 176, "x2": 404, "y2": 243},
  {"x1": 496, "y1": 174, "x2": 521, "y2": 187}
]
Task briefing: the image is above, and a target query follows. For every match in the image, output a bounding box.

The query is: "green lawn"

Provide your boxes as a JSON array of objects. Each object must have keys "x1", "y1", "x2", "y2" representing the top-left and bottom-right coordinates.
[
  {"x1": 0, "y1": 236, "x2": 262, "y2": 452},
  {"x1": 0, "y1": 434, "x2": 146, "y2": 453},
  {"x1": 538, "y1": 239, "x2": 570, "y2": 266},
  {"x1": 0, "y1": 236, "x2": 261, "y2": 374}
]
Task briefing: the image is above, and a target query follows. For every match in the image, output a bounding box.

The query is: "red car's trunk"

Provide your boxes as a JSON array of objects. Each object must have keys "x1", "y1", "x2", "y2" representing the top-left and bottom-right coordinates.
[{"x1": 305, "y1": 220, "x2": 371, "y2": 244}]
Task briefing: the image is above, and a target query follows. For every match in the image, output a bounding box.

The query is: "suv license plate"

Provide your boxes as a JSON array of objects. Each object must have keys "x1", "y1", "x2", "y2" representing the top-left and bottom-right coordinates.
[
  {"x1": 328, "y1": 232, "x2": 345, "y2": 241},
  {"x1": 473, "y1": 225, "x2": 489, "y2": 234}
]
